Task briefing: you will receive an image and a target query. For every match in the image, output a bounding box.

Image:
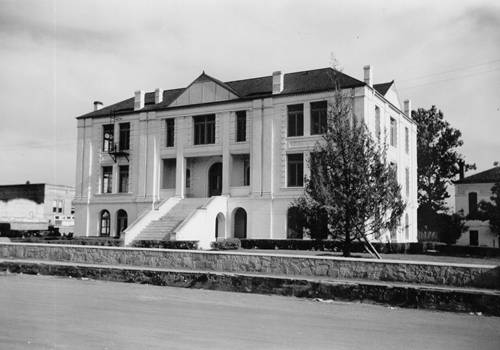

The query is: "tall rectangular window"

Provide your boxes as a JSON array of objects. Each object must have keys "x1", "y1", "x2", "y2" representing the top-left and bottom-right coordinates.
[
  {"x1": 287, "y1": 153, "x2": 304, "y2": 187},
  {"x1": 287, "y1": 104, "x2": 304, "y2": 137},
  {"x1": 103, "y1": 124, "x2": 114, "y2": 152},
  {"x1": 310, "y1": 101, "x2": 327, "y2": 135},
  {"x1": 119, "y1": 123, "x2": 130, "y2": 151},
  {"x1": 390, "y1": 117, "x2": 397, "y2": 147},
  {"x1": 405, "y1": 167, "x2": 410, "y2": 197},
  {"x1": 193, "y1": 114, "x2": 216, "y2": 145},
  {"x1": 102, "y1": 166, "x2": 113, "y2": 194},
  {"x1": 468, "y1": 192, "x2": 478, "y2": 216},
  {"x1": 57, "y1": 200, "x2": 63, "y2": 213},
  {"x1": 405, "y1": 127, "x2": 409, "y2": 154},
  {"x1": 236, "y1": 111, "x2": 246, "y2": 142},
  {"x1": 52, "y1": 200, "x2": 57, "y2": 213},
  {"x1": 166, "y1": 119, "x2": 175, "y2": 147},
  {"x1": 119, "y1": 165, "x2": 129, "y2": 193},
  {"x1": 375, "y1": 106, "x2": 381, "y2": 140}
]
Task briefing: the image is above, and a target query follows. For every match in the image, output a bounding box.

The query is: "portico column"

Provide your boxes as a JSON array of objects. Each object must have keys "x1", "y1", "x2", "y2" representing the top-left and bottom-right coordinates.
[
  {"x1": 175, "y1": 116, "x2": 186, "y2": 197},
  {"x1": 222, "y1": 112, "x2": 231, "y2": 195}
]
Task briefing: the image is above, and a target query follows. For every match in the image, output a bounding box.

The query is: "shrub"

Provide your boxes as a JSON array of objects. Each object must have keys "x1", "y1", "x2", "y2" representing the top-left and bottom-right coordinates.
[
  {"x1": 131, "y1": 240, "x2": 198, "y2": 250},
  {"x1": 211, "y1": 238, "x2": 241, "y2": 250}
]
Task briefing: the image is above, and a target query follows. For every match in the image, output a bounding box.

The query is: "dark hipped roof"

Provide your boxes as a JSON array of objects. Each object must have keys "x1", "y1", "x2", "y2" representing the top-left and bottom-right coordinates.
[
  {"x1": 77, "y1": 67, "x2": 365, "y2": 119},
  {"x1": 454, "y1": 167, "x2": 500, "y2": 184},
  {"x1": 373, "y1": 81, "x2": 394, "y2": 96}
]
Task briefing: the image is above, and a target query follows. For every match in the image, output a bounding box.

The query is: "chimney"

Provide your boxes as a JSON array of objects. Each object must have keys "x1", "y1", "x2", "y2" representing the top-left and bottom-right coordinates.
[
  {"x1": 458, "y1": 160, "x2": 465, "y2": 180},
  {"x1": 363, "y1": 65, "x2": 372, "y2": 86},
  {"x1": 93, "y1": 101, "x2": 103, "y2": 111},
  {"x1": 404, "y1": 99, "x2": 411, "y2": 117},
  {"x1": 134, "y1": 90, "x2": 144, "y2": 111},
  {"x1": 272, "y1": 71, "x2": 284, "y2": 94},
  {"x1": 154, "y1": 88, "x2": 163, "y2": 104}
]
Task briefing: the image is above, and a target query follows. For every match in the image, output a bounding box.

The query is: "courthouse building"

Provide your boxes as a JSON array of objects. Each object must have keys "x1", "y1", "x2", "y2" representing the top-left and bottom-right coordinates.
[{"x1": 74, "y1": 66, "x2": 417, "y2": 248}]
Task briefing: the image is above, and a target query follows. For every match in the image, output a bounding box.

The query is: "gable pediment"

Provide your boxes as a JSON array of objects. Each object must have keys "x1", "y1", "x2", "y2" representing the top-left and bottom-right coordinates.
[
  {"x1": 169, "y1": 72, "x2": 239, "y2": 107},
  {"x1": 384, "y1": 84, "x2": 402, "y2": 110}
]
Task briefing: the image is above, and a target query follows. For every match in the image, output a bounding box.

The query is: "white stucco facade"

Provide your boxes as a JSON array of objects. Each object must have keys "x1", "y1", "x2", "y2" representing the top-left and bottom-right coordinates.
[{"x1": 73, "y1": 67, "x2": 417, "y2": 245}]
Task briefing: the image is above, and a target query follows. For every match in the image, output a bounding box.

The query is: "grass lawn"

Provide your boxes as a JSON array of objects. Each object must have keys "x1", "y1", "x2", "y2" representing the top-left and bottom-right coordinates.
[{"x1": 237, "y1": 249, "x2": 500, "y2": 266}]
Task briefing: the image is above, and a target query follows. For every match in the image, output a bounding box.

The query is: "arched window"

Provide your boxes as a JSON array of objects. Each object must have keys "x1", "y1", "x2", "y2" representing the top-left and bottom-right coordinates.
[
  {"x1": 468, "y1": 192, "x2": 478, "y2": 216},
  {"x1": 233, "y1": 208, "x2": 247, "y2": 239},
  {"x1": 287, "y1": 206, "x2": 307, "y2": 239},
  {"x1": 116, "y1": 209, "x2": 128, "y2": 238},
  {"x1": 99, "y1": 210, "x2": 110, "y2": 237},
  {"x1": 215, "y1": 212, "x2": 225, "y2": 239}
]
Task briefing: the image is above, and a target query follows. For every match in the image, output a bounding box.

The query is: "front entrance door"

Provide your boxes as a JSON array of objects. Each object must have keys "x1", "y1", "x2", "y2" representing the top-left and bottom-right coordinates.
[{"x1": 208, "y1": 162, "x2": 222, "y2": 196}]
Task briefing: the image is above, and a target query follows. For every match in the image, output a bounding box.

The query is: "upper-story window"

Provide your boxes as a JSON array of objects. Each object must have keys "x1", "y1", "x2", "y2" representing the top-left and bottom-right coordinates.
[
  {"x1": 102, "y1": 166, "x2": 113, "y2": 194},
  {"x1": 287, "y1": 153, "x2": 304, "y2": 187},
  {"x1": 287, "y1": 104, "x2": 303, "y2": 137},
  {"x1": 405, "y1": 127, "x2": 409, "y2": 154},
  {"x1": 468, "y1": 192, "x2": 478, "y2": 216},
  {"x1": 311, "y1": 101, "x2": 327, "y2": 135},
  {"x1": 390, "y1": 117, "x2": 397, "y2": 147},
  {"x1": 194, "y1": 114, "x2": 215, "y2": 145},
  {"x1": 119, "y1": 123, "x2": 130, "y2": 151},
  {"x1": 405, "y1": 167, "x2": 410, "y2": 197},
  {"x1": 118, "y1": 165, "x2": 129, "y2": 193},
  {"x1": 236, "y1": 111, "x2": 246, "y2": 142},
  {"x1": 375, "y1": 106, "x2": 381, "y2": 140},
  {"x1": 166, "y1": 119, "x2": 175, "y2": 147},
  {"x1": 52, "y1": 200, "x2": 63, "y2": 213},
  {"x1": 103, "y1": 124, "x2": 114, "y2": 152}
]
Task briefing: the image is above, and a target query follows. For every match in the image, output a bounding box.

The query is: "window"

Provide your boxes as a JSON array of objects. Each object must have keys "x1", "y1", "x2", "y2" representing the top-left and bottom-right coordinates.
[
  {"x1": 193, "y1": 114, "x2": 215, "y2": 145},
  {"x1": 236, "y1": 111, "x2": 246, "y2": 142},
  {"x1": 71, "y1": 208, "x2": 75, "y2": 215},
  {"x1": 103, "y1": 124, "x2": 114, "y2": 152},
  {"x1": 287, "y1": 153, "x2": 304, "y2": 187},
  {"x1": 99, "y1": 210, "x2": 110, "y2": 237},
  {"x1": 166, "y1": 119, "x2": 175, "y2": 147},
  {"x1": 186, "y1": 169, "x2": 191, "y2": 188},
  {"x1": 102, "y1": 166, "x2": 113, "y2": 193},
  {"x1": 405, "y1": 167, "x2": 410, "y2": 197},
  {"x1": 53, "y1": 200, "x2": 63, "y2": 213},
  {"x1": 375, "y1": 106, "x2": 381, "y2": 140},
  {"x1": 119, "y1": 123, "x2": 130, "y2": 151},
  {"x1": 468, "y1": 192, "x2": 478, "y2": 216},
  {"x1": 390, "y1": 117, "x2": 397, "y2": 147},
  {"x1": 287, "y1": 104, "x2": 304, "y2": 137},
  {"x1": 311, "y1": 101, "x2": 327, "y2": 135},
  {"x1": 405, "y1": 214, "x2": 409, "y2": 241},
  {"x1": 405, "y1": 127, "x2": 409, "y2": 154},
  {"x1": 469, "y1": 230, "x2": 478, "y2": 246},
  {"x1": 243, "y1": 156, "x2": 250, "y2": 186},
  {"x1": 118, "y1": 165, "x2": 129, "y2": 193}
]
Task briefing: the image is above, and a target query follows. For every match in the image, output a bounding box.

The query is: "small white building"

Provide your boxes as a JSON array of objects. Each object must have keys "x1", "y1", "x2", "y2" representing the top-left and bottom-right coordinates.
[
  {"x1": 73, "y1": 66, "x2": 417, "y2": 248},
  {"x1": 454, "y1": 166, "x2": 500, "y2": 247},
  {"x1": 0, "y1": 183, "x2": 75, "y2": 233}
]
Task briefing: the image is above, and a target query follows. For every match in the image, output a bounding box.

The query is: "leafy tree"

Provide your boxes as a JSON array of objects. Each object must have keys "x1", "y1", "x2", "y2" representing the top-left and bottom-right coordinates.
[
  {"x1": 479, "y1": 182, "x2": 500, "y2": 237},
  {"x1": 412, "y1": 106, "x2": 475, "y2": 216},
  {"x1": 293, "y1": 88, "x2": 405, "y2": 257}
]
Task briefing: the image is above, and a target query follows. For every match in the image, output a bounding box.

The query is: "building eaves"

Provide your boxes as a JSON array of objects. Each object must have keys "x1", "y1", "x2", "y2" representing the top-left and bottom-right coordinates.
[{"x1": 454, "y1": 167, "x2": 500, "y2": 184}]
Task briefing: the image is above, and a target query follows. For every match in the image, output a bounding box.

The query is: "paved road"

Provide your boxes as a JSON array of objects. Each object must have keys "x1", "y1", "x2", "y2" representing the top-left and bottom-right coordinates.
[{"x1": 0, "y1": 274, "x2": 499, "y2": 350}]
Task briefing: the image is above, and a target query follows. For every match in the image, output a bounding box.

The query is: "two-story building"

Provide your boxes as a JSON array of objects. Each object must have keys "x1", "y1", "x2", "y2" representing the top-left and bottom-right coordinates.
[
  {"x1": 73, "y1": 66, "x2": 417, "y2": 248},
  {"x1": 454, "y1": 165, "x2": 500, "y2": 247}
]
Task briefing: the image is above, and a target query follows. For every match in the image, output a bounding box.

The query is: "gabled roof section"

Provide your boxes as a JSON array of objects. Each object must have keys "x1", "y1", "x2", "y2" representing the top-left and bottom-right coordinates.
[
  {"x1": 454, "y1": 166, "x2": 500, "y2": 184},
  {"x1": 168, "y1": 71, "x2": 241, "y2": 107},
  {"x1": 374, "y1": 81, "x2": 394, "y2": 96},
  {"x1": 77, "y1": 67, "x2": 366, "y2": 119}
]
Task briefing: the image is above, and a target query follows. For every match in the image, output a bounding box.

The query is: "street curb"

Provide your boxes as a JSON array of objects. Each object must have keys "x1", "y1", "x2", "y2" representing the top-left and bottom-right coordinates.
[{"x1": 1, "y1": 260, "x2": 499, "y2": 316}]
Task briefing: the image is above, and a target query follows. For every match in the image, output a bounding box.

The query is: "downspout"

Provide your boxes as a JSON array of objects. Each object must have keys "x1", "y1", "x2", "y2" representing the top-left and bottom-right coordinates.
[
  {"x1": 85, "y1": 140, "x2": 93, "y2": 237},
  {"x1": 260, "y1": 99, "x2": 264, "y2": 196}
]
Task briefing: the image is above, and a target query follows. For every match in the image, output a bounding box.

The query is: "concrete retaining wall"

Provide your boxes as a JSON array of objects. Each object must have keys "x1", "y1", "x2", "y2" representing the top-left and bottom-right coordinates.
[{"x1": 0, "y1": 243, "x2": 498, "y2": 289}]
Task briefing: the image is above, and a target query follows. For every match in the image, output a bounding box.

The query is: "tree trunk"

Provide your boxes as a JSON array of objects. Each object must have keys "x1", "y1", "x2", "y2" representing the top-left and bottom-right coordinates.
[{"x1": 343, "y1": 226, "x2": 351, "y2": 257}]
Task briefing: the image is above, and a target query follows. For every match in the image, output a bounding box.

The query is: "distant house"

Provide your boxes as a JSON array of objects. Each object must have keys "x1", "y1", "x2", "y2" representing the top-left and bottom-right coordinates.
[
  {"x1": 454, "y1": 166, "x2": 500, "y2": 247},
  {"x1": 74, "y1": 66, "x2": 417, "y2": 248},
  {"x1": 0, "y1": 183, "x2": 75, "y2": 234}
]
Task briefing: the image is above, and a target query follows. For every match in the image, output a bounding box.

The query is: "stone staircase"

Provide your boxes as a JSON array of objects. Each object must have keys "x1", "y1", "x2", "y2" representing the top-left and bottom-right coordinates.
[{"x1": 133, "y1": 198, "x2": 209, "y2": 242}]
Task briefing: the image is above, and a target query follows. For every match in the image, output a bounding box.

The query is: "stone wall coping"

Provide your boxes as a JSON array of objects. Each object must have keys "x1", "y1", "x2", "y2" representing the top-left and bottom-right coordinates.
[{"x1": 0, "y1": 242, "x2": 496, "y2": 269}]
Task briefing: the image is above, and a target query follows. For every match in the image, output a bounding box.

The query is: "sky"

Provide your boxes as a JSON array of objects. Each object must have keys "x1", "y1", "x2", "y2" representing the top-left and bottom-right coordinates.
[{"x1": 0, "y1": 0, "x2": 499, "y2": 187}]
